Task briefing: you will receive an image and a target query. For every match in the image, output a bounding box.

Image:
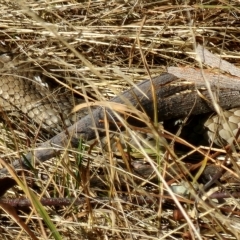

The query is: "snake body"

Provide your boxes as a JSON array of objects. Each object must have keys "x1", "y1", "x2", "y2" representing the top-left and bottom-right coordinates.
[
  {"x1": 0, "y1": 72, "x2": 86, "y2": 133},
  {"x1": 204, "y1": 109, "x2": 240, "y2": 146},
  {"x1": 0, "y1": 69, "x2": 239, "y2": 147}
]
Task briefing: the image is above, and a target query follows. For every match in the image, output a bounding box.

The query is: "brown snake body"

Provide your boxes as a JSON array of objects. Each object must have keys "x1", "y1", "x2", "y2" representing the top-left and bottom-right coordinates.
[
  {"x1": 1, "y1": 46, "x2": 240, "y2": 173},
  {"x1": 0, "y1": 72, "x2": 86, "y2": 133},
  {"x1": 0, "y1": 70, "x2": 240, "y2": 147}
]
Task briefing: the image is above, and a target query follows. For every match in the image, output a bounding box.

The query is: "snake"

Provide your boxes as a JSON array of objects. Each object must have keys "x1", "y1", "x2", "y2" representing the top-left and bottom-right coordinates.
[
  {"x1": 0, "y1": 72, "x2": 239, "y2": 148},
  {"x1": 0, "y1": 65, "x2": 239, "y2": 179},
  {"x1": 204, "y1": 109, "x2": 240, "y2": 146},
  {"x1": 0, "y1": 69, "x2": 88, "y2": 134},
  {"x1": 0, "y1": 52, "x2": 239, "y2": 148}
]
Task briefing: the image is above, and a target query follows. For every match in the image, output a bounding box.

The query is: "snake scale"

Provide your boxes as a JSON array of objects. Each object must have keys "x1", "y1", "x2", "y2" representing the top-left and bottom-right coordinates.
[
  {"x1": 0, "y1": 47, "x2": 240, "y2": 150},
  {"x1": 0, "y1": 71, "x2": 87, "y2": 133},
  {"x1": 0, "y1": 65, "x2": 240, "y2": 176},
  {"x1": 0, "y1": 70, "x2": 239, "y2": 148}
]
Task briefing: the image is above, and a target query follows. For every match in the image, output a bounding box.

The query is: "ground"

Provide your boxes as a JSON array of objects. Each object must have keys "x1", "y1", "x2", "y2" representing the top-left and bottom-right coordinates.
[{"x1": 0, "y1": 1, "x2": 240, "y2": 239}]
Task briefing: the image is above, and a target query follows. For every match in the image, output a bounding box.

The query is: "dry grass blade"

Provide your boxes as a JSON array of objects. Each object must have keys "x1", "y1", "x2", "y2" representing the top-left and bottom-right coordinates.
[
  {"x1": 0, "y1": 202, "x2": 38, "y2": 240},
  {"x1": 0, "y1": 159, "x2": 62, "y2": 240},
  {"x1": 0, "y1": 0, "x2": 240, "y2": 240}
]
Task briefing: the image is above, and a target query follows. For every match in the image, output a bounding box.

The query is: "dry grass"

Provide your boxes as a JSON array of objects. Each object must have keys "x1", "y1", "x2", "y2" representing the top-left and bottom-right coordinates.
[{"x1": 0, "y1": 0, "x2": 240, "y2": 239}]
